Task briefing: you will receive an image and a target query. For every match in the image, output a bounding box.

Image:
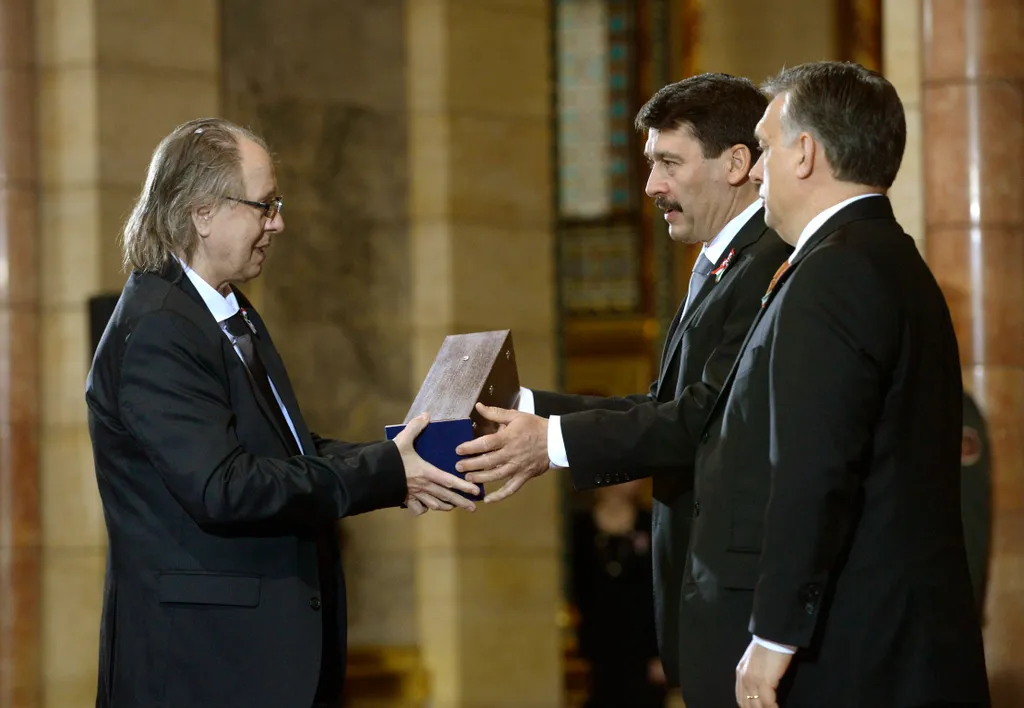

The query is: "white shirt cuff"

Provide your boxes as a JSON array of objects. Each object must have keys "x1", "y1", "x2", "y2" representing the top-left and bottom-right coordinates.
[
  {"x1": 517, "y1": 387, "x2": 535, "y2": 414},
  {"x1": 752, "y1": 635, "x2": 796, "y2": 654},
  {"x1": 547, "y1": 415, "x2": 569, "y2": 468}
]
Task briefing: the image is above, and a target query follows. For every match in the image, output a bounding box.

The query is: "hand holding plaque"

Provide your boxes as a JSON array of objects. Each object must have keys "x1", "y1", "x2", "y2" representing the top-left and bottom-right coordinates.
[
  {"x1": 386, "y1": 330, "x2": 521, "y2": 503},
  {"x1": 454, "y1": 404, "x2": 551, "y2": 503}
]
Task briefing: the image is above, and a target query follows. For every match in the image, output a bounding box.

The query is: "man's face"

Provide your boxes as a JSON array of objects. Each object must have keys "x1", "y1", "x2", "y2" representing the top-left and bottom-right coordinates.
[
  {"x1": 750, "y1": 95, "x2": 800, "y2": 242},
  {"x1": 643, "y1": 126, "x2": 730, "y2": 245},
  {"x1": 197, "y1": 137, "x2": 284, "y2": 289}
]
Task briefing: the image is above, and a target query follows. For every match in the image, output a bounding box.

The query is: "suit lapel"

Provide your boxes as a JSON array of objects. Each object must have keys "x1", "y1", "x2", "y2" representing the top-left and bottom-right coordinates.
[
  {"x1": 699, "y1": 196, "x2": 896, "y2": 433},
  {"x1": 167, "y1": 264, "x2": 301, "y2": 455},
  {"x1": 233, "y1": 291, "x2": 317, "y2": 455},
  {"x1": 655, "y1": 208, "x2": 769, "y2": 397}
]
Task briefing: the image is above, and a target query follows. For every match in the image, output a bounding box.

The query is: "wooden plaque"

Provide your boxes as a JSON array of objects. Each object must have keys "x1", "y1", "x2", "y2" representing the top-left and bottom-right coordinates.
[
  {"x1": 386, "y1": 331, "x2": 520, "y2": 501},
  {"x1": 402, "y1": 330, "x2": 520, "y2": 437}
]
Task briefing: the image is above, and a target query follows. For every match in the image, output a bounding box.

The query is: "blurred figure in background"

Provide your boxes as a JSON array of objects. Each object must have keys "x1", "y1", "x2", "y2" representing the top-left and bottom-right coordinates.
[
  {"x1": 961, "y1": 391, "x2": 992, "y2": 617},
  {"x1": 571, "y1": 479, "x2": 666, "y2": 708}
]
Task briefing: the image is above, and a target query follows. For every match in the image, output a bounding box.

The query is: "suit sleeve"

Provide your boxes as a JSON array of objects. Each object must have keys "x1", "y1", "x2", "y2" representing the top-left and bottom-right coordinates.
[
  {"x1": 749, "y1": 249, "x2": 898, "y2": 647},
  {"x1": 557, "y1": 250, "x2": 783, "y2": 491},
  {"x1": 532, "y1": 389, "x2": 651, "y2": 417},
  {"x1": 118, "y1": 310, "x2": 408, "y2": 528},
  {"x1": 309, "y1": 433, "x2": 373, "y2": 459}
]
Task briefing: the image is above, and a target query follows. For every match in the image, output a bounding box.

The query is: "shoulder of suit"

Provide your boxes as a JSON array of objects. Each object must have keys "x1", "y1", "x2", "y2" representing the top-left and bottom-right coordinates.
[
  {"x1": 116, "y1": 271, "x2": 223, "y2": 349},
  {"x1": 732, "y1": 230, "x2": 791, "y2": 278}
]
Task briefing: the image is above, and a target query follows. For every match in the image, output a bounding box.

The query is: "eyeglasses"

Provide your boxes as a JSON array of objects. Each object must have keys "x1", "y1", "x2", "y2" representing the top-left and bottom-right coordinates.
[{"x1": 226, "y1": 195, "x2": 283, "y2": 221}]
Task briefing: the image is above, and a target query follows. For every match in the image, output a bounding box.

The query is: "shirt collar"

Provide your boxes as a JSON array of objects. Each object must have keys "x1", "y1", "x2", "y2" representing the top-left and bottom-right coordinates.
[
  {"x1": 175, "y1": 256, "x2": 240, "y2": 324},
  {"x1": 700, "y1": 199, "x2": 762, "y2": 267},
  {"x1": 789, "y1": 193, "x2": 883, "y2": 262}
]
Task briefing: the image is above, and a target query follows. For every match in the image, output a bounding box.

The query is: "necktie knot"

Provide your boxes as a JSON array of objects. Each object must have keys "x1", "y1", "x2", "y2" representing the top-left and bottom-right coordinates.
[
  {"x1": 223, "y1": 310, "x2": 254, "y2": 339},
  {"x1": 693, "y1": 253, "x2": 715, "y2": 276}
]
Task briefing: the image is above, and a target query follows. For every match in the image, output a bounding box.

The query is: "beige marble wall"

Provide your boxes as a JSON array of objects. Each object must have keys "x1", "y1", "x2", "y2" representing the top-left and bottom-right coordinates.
[
  {"x1": 408, "y1": 1, "x2": 561, "y2": 706},
  {"x1": 698, "y1": 0, "x2": 837, "y2": 83},
  {"x1": 883, "y1": 0, "x2": 925, "y2": 250},
  {"x1": 220, "y1": 0, "x2": 421, "y2": 648},
  {"x1": 35, "y1": 1, "x2": 219, "y2": 705}
]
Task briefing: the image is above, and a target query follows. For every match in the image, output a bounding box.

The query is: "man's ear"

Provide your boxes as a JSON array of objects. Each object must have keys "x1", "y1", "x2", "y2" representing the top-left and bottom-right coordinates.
[
  {"x1": 725, "y1": 144, "x2": 753, "y2": 186},
  {"x1": 192, "y1": 205, "x2": 214, "y2": 238},
  {"x1": 795, "y1": 132, "x2": 816, "y2": 180}
]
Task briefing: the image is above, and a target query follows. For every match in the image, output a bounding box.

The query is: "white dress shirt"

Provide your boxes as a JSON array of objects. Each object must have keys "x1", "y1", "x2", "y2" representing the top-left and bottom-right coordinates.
[
  {"x1": 788, "y1": 193, "x2": 883, "y2": 262},
  {"x1": 519, "y1": 199, "x2": 763, "y2": 468},
  {"x1": 178, "y1": 260, "x2": 305, "y2": 454}
]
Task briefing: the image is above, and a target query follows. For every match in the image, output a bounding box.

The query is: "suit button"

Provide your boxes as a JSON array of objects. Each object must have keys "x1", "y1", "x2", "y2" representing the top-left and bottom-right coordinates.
[
  {"x1": 700, "y1": 431, "x2": 709, "y2": 443},
  {"x1": 804, "y1": 602, "x2": 814, "y2": 615},
  {"x1": 693, "y1": 501, "x2": 701, "y2": 517},
  {"x1": 594, "y1": 475, "x2": 603, "y2": 486},
  {"x1": 310, "y1": 597, "x2": 322, "y2": 611}
]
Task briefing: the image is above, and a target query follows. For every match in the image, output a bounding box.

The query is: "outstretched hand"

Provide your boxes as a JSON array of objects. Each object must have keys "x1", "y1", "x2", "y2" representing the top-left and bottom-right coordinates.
[
  {"x1": 454, "y1": 403, "x2": 551, "y2": 504},
  {"x1": 394, "y1": 413, "x2": 481, "y2": 513}
]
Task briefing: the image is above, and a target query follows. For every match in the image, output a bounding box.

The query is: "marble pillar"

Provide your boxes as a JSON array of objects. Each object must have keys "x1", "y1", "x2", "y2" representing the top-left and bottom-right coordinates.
[
  {"x1": 0, "y1": 1, "x2": 40, "y2": 706},
  {"x1": 407, "y1": 1, "x2": 561, "y2": 706},
  {"x1": 220, "y1": 0, "x2": 421, "y2": 649},
  {"x1": 35, "y1": 1, "x2": 219, "y2": 705},
  {"x1": 922, "y1": 0, "x2": 1024, "y2": 703},
  {"x1": 698, "y1": 0, "x2": 836, "y2": 83},
  {"x1": 883, "y1": 0, "x2": 925, "y2": 250}
]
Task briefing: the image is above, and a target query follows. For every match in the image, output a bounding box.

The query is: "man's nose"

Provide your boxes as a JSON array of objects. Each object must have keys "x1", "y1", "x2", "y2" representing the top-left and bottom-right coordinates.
[
  {"x1": 750, "y1": 155, "x2": 765, "y2": 186},
  {"x1": 645, "y1": 170, "x2": 666, "y2": 197}
]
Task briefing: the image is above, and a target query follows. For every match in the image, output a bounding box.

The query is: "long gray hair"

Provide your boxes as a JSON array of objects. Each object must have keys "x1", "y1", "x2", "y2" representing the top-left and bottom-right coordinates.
[{"x1": 120, "y1": 118, "x2": 267, "y2": 272}]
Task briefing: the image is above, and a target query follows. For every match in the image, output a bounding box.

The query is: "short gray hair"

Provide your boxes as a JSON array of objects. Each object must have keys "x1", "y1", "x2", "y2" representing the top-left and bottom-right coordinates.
[
  {"x1": 762, "y1": 62, "x2": 906, "y2": 189},
  {"x1": 121, "y1": 118, "x2": 267, "y2": 273}
]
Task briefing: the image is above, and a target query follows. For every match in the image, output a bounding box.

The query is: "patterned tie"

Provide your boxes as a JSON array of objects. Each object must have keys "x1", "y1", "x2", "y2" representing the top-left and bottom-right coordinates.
[
  {"x1": 683, "y1": 253, "x2": 715, "y2": 317},
  {"x1": 223, "y1": 309, "x2": 341, "y2": 701},
  {"x1": 761, "y1": 259, "x2": 792, "y2": 308},
  {"x1": 222, "y1": 309, "x2": 300, "y2": 456}
]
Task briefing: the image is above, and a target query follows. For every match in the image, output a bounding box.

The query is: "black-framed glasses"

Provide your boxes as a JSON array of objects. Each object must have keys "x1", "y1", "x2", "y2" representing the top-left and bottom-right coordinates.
[{"x1": 226, "y1": 195, "x2": 283, "y2": 221}]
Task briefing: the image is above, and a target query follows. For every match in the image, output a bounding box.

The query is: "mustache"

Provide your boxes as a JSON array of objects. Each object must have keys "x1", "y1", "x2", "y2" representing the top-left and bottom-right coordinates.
[{"x1": 654, "y1": 196, "x2": 681, "y2": 212}]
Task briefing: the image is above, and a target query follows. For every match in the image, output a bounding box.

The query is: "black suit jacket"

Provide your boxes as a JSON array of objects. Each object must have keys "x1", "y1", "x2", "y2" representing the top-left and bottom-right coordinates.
[
  {"x1": 532, "y1": 209, "x2": 791, "y2": 685},
  {"x1": 85, "y1": 261, "x2": 407, "y2": 708},
  {"x1": 688, "y1": 196, "x2": 990, "y2": 707}
]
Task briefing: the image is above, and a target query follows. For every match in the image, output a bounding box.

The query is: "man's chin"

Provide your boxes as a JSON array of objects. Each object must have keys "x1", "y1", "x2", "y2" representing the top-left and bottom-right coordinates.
[{"x1": 667, "y1": 227, "x2": 699, "y2": 245}]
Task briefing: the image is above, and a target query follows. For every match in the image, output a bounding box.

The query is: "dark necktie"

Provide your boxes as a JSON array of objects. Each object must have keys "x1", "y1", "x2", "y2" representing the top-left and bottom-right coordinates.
[
  {"x1": 683, "y1": 252, "x2": 715, "y2": 317},
  {"x1": 222, "y1": 309, "x2": 300, "y2": 456},
  {"x1": 223, "y1": 309, "x2": 341, "y2": 700}
]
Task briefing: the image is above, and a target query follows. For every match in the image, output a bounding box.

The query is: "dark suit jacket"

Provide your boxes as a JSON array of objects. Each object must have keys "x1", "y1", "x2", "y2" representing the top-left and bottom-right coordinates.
[
  {"x1": 85, "y1": 261, "x2": 407, "y2": 708},
  {"x1": 532, "y1": 209, "x2": 791, "y2": 685},
  {"x1": 688, "y1": 196, "x2": 990, "y2": 707}
]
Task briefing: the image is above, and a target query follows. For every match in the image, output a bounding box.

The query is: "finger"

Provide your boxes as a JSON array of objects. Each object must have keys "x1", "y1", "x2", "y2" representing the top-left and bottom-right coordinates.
[
  {"x1": 394, "y1": 412, "x2": 430, "y2": 447},
  {"x1": 456, "y1": 449, "x2": 507, "y2": 473},
  {"x1": 422, "y1": 482, "x2": 476, "y2": 512},
  {"x1": 464, "y1": 463, "x2": 517, "y2": 485},
  {"x1": 413, "y1": 489, "x2": 450, "y2": 512},
  {"x1": 425, "y1": 467, "x2": 480, "y2": 497},
  {"x1": 455, "y1": 432, "x2": 502, "y2": 457},
  {"x1": 413, "y1": 491, "x2": 453, "y2": 512},
  {"x1": 474, "y1": 402, "x2": 518, "y2": 425},
  {"x1": 483, "y1": 474, "x2": 527, "y2": 504},
  {"x1": 406, "y1": 497, "x2": 428, "y2": 516}
]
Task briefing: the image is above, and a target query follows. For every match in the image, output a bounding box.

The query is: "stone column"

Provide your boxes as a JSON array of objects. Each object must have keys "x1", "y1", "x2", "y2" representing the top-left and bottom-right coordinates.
[
  {"x1": 35, "y1": 2, "x2": 219, "y2": 705},
  {"x1": 407, "y1": 1, "x2": 561, "y2": 706},
  {"x1": 698, "y1": 0, "x2": 836, "y2": 83},
  {"x1": 883, "y1": 0, "x2": 925, "y2": 250},
  {"x1": 922, "y1": 0, "x2": 1024, "y2": 703},
  {"x1": 0, "y1": 0, "x2": 40, "y2": 706},
  {"x1": 220, "y1": 0, "x2": 422, "y2": 653}
]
